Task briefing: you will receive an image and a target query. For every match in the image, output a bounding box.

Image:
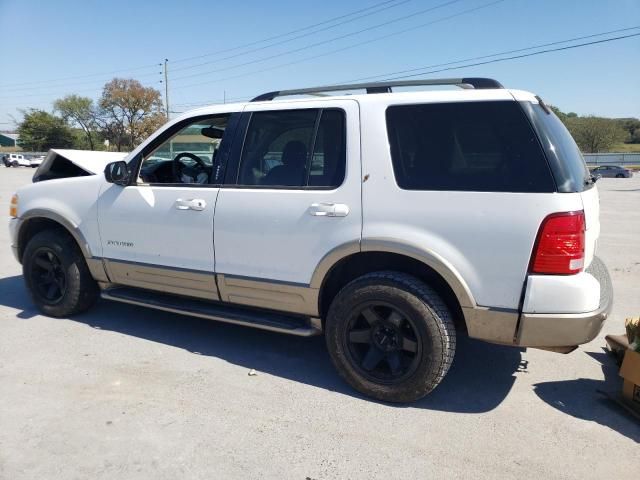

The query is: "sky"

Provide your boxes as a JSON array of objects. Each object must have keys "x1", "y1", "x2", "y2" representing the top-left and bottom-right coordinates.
[{"x1": 1, "y1": 0, "x2": 639, "y2": 129}]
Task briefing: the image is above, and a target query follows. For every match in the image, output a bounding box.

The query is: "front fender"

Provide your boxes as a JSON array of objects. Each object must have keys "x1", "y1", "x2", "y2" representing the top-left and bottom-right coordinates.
[{"x1": 14, "y1": 175, "x2": 105, "y2": 263}]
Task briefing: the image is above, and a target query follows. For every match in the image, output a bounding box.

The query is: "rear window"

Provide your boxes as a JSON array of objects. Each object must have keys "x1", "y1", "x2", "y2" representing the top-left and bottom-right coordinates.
[{"x1": 386, "y1": 101, "x2": 555, "y2": 192}]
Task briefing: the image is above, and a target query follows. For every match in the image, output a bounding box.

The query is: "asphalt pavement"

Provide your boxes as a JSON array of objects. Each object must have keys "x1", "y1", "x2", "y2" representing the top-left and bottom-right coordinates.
[{"x1": 0, "y1": 166, "x2": 638, "y2": 479}]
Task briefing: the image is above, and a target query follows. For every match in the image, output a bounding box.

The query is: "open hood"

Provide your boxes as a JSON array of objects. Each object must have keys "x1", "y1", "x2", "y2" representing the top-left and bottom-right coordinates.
[{"x1": 33, "y1": 149, "x2": 129, "y2": 182}]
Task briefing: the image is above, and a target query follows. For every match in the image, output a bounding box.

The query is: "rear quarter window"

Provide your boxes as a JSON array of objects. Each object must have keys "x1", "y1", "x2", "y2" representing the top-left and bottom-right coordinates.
[
  {"x1": 386, "y1": 101, "x2": 555, "y2": 193},
  {"x1": 520, "y1": 102, "x2": 592, "y2": 193}
]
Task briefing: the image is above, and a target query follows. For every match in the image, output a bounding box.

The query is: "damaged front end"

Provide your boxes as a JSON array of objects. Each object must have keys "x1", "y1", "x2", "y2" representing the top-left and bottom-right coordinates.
[{"x1": 33, "y1": 149, "x2": 129, "y2": 183}]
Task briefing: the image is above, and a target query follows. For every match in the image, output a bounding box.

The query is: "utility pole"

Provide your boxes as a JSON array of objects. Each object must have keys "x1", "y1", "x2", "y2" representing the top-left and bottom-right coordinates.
[{"x1": 163, "y1": 59, "x2": 170, "y2": 120}]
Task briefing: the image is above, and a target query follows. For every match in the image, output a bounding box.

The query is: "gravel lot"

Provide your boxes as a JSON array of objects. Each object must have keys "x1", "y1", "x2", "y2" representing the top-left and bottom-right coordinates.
[{"x1": 0, "y1": 166, "x2": 638, "y2": 479}]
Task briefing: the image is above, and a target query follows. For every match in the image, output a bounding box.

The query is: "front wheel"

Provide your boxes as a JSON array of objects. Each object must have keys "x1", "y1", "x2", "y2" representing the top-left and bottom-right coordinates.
[
  {"x1": 615, "y1": 173, "x2": 625, "y2": 178},
  {"x1": 325, "y1": 271, "x2": 456, "y2": 402},
  {"x1": 23, "y1": 230, "x2": 99, "y2": 317}
]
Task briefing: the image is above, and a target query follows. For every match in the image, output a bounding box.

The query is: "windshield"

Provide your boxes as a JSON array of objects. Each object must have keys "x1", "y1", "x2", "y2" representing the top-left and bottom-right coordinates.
[{"x1": 521, "y1": 101, "x2": 592, "y2": 192}]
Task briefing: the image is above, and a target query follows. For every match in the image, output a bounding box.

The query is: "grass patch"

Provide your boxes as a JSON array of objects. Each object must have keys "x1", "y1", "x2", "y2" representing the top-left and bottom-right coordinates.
[{"x1": 611, "y1": 143, "x2": 640, "y2": 153}]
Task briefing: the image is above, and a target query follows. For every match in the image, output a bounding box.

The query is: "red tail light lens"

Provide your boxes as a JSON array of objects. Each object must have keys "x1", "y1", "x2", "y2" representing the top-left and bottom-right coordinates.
[{"x1": 531, "y1": 211, "x2": 585, "y2": 275}]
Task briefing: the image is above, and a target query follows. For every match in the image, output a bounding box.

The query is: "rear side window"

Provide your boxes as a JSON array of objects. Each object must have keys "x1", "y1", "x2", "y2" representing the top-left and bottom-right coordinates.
[
  {"x1": 520, "y1": 102, "x2": 591, "y2": 192},
  {"x1": 237, "y1": 108, "x2": 346, "y2": 188},
  {"x1": 386, "y1": 101, "x2": 555, "y2": 192}
]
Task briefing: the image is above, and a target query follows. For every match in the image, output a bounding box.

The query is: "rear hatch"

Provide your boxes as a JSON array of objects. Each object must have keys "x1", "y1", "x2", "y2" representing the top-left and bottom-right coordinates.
[{"x1": 521, "y1": 100, "x2": 599, "y2": 267}]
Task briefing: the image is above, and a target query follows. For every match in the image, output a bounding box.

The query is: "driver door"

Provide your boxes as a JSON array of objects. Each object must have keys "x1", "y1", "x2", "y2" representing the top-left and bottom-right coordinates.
[{"x1": 97, "y1": 112, "x2": 240, "y2": 301}]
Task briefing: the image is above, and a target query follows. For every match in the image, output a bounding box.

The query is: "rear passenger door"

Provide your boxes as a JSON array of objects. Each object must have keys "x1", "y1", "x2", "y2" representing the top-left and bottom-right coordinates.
[{"x1": 213, "y1": 100, "x2": 361, "y2": 316}]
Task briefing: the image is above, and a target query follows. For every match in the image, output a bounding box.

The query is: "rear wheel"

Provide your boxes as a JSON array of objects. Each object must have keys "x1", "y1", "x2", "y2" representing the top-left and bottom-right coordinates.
[
  {"x1": 616, "y1": 173, "x2": 624, "y2": 178},
  {"x1": 23, "y1": 230, "x2": 98, "y2": 317},
  {"x1": 325, "y1": 271, "x2": 456, "y2": 402}
]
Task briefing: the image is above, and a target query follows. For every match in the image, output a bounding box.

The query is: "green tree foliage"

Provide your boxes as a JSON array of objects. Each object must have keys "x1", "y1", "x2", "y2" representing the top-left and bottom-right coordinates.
[
  {"x1": 17, "y1": 110, "x2": 75, "y2": 151},
  {"x1": 54, "y1": 95, "x2": 99, "y2": 150},
  {"x1": 618, "y1": 118, "x2": 640, "y2": 144},
  {"x1": 98, "y1": 78, "x2": 166, "y2": 151},
  {"x1": 550, "y1": 105, "x2": 635, "y2": 152},
  {"x1": 565, "y1": 116, "x2": 626, "y2": 153}
]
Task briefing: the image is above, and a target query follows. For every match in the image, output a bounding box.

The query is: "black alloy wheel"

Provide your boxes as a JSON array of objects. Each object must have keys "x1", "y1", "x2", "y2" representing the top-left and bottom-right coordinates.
[
  {"x1": 325, "y1": 271, "x2": 456, "y2": 402},
  {"x1": 30, "y1": 247, "x2": 67, "y2": 304},
  {"x1": 345, "y1": 302, "x2": 421, "y2": 384},
  {"x1": 22, "y1": 229, "x2": 99, "y2": 317}
]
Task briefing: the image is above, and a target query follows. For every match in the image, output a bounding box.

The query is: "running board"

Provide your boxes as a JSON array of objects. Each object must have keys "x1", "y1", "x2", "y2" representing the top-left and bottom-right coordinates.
[{"x1": 101, "y1": 287, "x2": 321, "y2": 337}]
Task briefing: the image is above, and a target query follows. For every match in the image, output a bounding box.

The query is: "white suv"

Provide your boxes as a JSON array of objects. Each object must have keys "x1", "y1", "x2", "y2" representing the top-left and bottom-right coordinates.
[
  {"x1": 5, "y1": 153, "x2": 30, "y2": 167},
  {"x1": 8, "y1": 78, "x2": 612, "y2": 402}
]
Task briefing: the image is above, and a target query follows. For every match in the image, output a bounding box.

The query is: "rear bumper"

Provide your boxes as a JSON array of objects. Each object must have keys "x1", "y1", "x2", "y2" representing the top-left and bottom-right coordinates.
[{"x1": 516, "y1": 256, "x2": 613, "y2": 347}]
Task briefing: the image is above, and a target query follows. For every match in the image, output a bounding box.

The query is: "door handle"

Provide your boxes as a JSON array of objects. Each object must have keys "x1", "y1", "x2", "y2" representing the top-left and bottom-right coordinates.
[
  {"x1": 175, "y1": 198, "x2": 206, "y2": 211},
  {"x1": 309, "y1": 202, "x2": 349, "y2": 217}
]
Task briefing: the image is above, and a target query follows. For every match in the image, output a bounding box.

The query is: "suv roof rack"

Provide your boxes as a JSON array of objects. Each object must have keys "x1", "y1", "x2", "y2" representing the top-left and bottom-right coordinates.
[{"x1": 251, "y1": 77, "x2": 503, "y2": 102}]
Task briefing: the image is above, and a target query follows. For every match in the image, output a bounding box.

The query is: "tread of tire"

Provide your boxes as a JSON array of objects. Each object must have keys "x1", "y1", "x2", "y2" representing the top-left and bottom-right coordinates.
[
  {"x1": 24, "y1": 229, "x2": 98, "y2": 316},
  {"x1": 326, "y1": 270, "x2": 456, "y2": 401},
  {"x1": 348, "y1": 271, "x2": 456, "y2": 390}
]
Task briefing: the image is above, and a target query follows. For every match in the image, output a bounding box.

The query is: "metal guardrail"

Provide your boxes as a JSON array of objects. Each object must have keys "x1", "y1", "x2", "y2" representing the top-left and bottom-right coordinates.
[{"x1": 583, "y1": 153, "x2": 640, "y2": 165}]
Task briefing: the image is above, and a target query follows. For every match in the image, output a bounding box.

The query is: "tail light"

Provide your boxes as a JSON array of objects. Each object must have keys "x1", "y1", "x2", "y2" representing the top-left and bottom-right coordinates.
[{"x1": 530, "y1": 211, "x2": 585, "y2": 275}]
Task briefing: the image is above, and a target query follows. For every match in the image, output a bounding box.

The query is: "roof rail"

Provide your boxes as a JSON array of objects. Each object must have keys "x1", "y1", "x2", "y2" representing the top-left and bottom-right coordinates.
[{"x1": 251, "y1": 77, "x2": 503, "y2": 102}]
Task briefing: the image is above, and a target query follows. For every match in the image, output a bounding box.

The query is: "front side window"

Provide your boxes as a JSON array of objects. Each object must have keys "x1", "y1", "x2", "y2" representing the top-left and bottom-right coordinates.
[
  {"x1": 237, "y1": 109, "x2": 346, "y2": 188},
  {"x1": 386, "y1": 101, "x2": 555, "y2": 192},
  {"x1": 139, "y1": 114, "x2": 230, "y2": 184}
]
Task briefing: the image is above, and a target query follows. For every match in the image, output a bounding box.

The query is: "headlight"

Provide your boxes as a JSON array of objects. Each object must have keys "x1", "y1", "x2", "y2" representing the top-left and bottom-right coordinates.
[{"x1": 9, "y1": 194, "x2": 18, "y2": 218}]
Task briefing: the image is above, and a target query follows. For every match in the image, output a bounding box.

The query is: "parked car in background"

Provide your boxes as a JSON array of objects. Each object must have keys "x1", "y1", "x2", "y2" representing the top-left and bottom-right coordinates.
[
  {"x1": 29, "y1": 155, "x2": 45, "y2": 168},
  {"x1": 6, "y1": 153, "x2": 30, "y2": 167},
  {"x1": 590, "y1": 165, "x2": 632, "y2": 178}
]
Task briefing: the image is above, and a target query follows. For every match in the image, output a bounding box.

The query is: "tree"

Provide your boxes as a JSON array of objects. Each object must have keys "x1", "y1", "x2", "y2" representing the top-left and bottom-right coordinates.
[
  {"x1": 549, "y1": 105, "x2": 578, "y2": 122},
  {"x1": 54, "y1": 95, "x2": 99, "y2": 150},
  {"x1": 98, "y1": 78, "x2": 166, "y2": 151},
  {"x1": 618, "y1": 118, "x2": 640, "y2": 143},
  {"x1": 565, "y1": 116, "x2": 626, "y2": 153},
  {"x1": 17, "y1": 110, "x2": 75, "y2": 151}
]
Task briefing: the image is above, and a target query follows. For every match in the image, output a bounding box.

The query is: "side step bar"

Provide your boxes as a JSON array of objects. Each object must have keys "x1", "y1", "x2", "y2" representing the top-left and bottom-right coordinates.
[{"x1": 101, "y1": 287, "x2": 321, "y2": 337}]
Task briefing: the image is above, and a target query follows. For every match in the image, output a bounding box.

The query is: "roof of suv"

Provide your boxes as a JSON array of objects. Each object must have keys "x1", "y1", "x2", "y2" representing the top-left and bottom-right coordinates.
[{"x1": 182, "y1": 78, "x2": 539, "y2": 119}]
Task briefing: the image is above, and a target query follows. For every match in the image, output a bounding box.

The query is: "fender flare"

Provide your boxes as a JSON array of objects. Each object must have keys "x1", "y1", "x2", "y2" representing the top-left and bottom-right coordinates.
[
  {"x1": 16, "y1": 209, "x2": 109, "y2": 283},
  {"x1": 310, "y1": 238, "x2": 477, "y2": 310},
  {"x1": 18, "y1": 209, "x2": 93, "y2": 259}
]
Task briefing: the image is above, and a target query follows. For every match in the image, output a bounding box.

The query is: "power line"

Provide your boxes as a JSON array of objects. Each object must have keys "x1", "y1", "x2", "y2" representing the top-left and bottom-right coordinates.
[
  {"x1": 169, "y1": 28, "x2": 640, "y2": 110},
  {"x1": 171, "y1": 0, "x2": 506, "y2": 90},
  {"x1": 0, "y1": 77, "x2": 162, "y2": 102},
  {"x1": 171, "y1": 0, "x2": 466, "y2": 82},
  {"x1": 346, "y1": 25, "x2": 640, "y2": 82},
  {"x1": 0, "y1": 64, "x2": 160, "y2": 91},
  {"x1": 0, "y1": 0, "x2": 409, "y2": 91},
  {"x1": 170, "y1": 0, "x2": 415, "y2": 73},
  {"x1": 374, "y1": 31, "x2": 640, "y2": 81},
  {"x1": 0, "y1": 69, "x2": 161, "y2": 94},
  {"x1": 171, "y1": 0, "x2": 407, "y2": 65}
]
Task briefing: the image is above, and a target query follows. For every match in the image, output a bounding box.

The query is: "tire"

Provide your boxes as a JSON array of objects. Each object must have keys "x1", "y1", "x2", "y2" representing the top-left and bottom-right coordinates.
[
  {"x1": 615, "y1": 174, "x2": 624, "y2": 178},
  {"x1": 22, "y1": 229, "x2": 99, "y2": 317},
  {"x1": 325, "y1": 271, "x2": 456, "y2": 403},
  {"x1": 11, "y1": 161, "x2": 18, "y2": 167}
]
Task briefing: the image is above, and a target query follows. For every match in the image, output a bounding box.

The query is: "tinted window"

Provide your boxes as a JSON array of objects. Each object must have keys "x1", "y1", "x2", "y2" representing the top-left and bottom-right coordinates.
[
  {"x1": 308, "y1": 110, "x2": 346, "y2": 187},
  {"x1": 386, "y1": 101, "x2": 555, "y2": 192},
  {"x1": 520, "y1": 102, "x2": 591, "y2": 192},
  {"x1": 237, "y1": 109, "x2": 345, "y2": 188}
]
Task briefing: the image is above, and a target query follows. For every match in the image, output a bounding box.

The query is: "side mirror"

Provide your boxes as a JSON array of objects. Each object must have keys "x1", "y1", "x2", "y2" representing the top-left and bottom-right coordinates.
[{"x1": 104, "y1": 161, "x2": 130, "y2": 186}]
